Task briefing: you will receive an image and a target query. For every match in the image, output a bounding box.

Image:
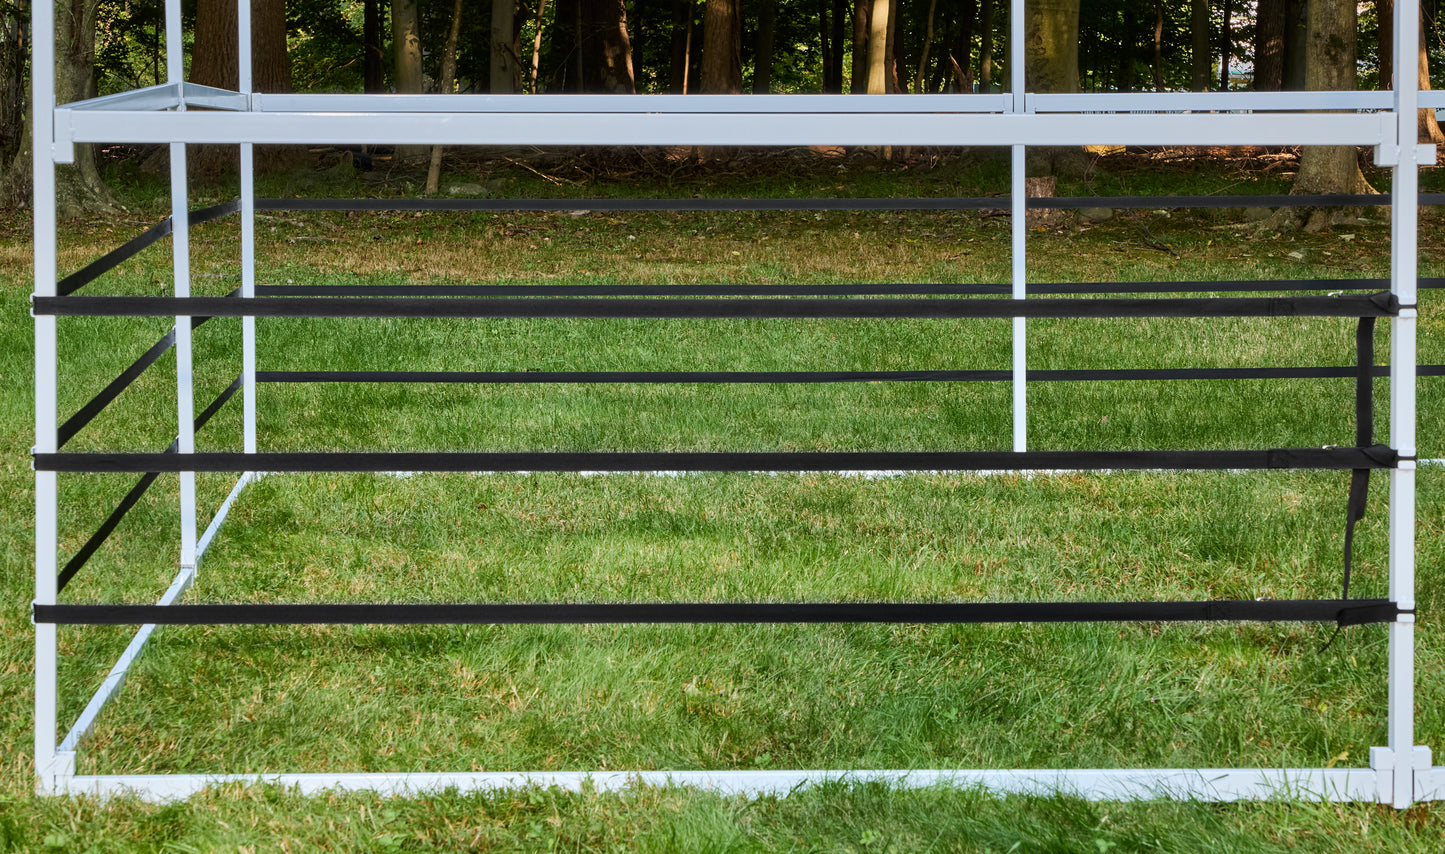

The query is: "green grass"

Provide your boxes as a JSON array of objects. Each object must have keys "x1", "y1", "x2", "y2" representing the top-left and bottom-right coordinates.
[{"x1": 3, "y1": 152, "x2": 1445, "y2": 849}]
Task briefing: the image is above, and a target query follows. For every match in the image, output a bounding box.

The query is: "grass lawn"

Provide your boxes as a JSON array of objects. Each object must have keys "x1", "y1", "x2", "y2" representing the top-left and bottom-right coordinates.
[{"x1": 2, "y1": 148, "x2": 1445, "y2": 850}]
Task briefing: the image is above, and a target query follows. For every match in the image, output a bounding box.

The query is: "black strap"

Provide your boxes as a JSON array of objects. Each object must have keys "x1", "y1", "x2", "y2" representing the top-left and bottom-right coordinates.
[
  {"x1": 55, "y1": 376, "x2": 242, "y2": 595},
  {"x1": 34, "y1": 446, "x2": 1397, "y2": 475},
  {"x1": 56, "y1": 202, "x2": 240, "y2": 296},
  {"x1": 254, "y1": 365, "x2": 1445, "y2": 385},
  {"x1": 1343, "y1": 317, "x2": 1377, "y2": 600},
  {"x1": 255, "y1": 278, "x2": 1405, "y2": 297},
  {"x1": 32, "y1": 598, "x2": 1400, "y2": 627},
  {"x1": 57, "y1": 314, "x2": 218, "y2": 449},
  {"x1": 252, "y1": 194, "x2": 1408, "y2": 213},
  {"x1": 32, "y1": 293, "x2": 1401, "y2": 320}
]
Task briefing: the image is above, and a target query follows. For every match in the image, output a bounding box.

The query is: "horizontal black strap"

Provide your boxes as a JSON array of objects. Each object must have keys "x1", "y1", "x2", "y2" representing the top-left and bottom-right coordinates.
[
  {"x1": 255, "y1": 365, "x2": 1445, "y2": 385},
  {"x1": 55, "y1": 375, "x2": 242, "y2": 594},
  {"x1": 252, "y1": 194, "x2": 1429, "y2": 214},
  {"x1": 32, "y1": 598, "x2": 1399, "y2": 626},
  {"x1": 34, "y1": 446, "x2": 1398, "y2": 474},
  {"x1": 32, "y1": 293, "x2": 1399, "y2": 320},
  {"x1": 256, "y1": 278, "x2": 1410, "y2": 297},
  {"x1": 56, "y1": 202, "x2": 240, "y2": 297}
]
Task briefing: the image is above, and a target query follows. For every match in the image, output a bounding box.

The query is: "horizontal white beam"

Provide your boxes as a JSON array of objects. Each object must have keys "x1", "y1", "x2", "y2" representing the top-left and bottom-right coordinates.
[
  {"x1": 255, "y1": 92, "x2": 1013, "y2": 114},
  {"x1": 55, "y1": 110, "x2": 1392, "y2": 148},
  {"x1": 1030, "y1": 91, "x2": 1393, "y2": 113},
  {"x1": 59, "y1": 768, "x2": 1389, "y2": 803}
]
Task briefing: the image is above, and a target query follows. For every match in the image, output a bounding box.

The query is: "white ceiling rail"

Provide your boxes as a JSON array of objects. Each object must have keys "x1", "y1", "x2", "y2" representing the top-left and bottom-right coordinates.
[
  {"x1": 179, "y1": 83, "x2": 250, "y2": 112},
  {"x1": 1030, "y1": 91, "x2": 1395, "y2": 114},
  {"x1": 1418, "y1": 91, "x2": 1445, "y2": 109},
  {"x1": 253, "y1": 91, "x2": 1014, "y2": 114},
  {"x1": 50, "y1": 111, "x2": 1393, "y2": 157},
  {"x1": 65, "y1": 83, "x2": 182, "y2": 112}
]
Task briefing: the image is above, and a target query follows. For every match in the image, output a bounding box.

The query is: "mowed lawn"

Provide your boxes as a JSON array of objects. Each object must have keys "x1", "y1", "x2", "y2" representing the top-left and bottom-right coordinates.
[{"x1": 3, "y1": 157, "x2": 1445, "y2": 850}]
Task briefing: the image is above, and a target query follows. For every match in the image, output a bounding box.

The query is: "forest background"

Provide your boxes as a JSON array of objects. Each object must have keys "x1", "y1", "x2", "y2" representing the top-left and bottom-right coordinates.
[{"x1": 0, "y1": 0, "x2": 1442, "y2": 213}]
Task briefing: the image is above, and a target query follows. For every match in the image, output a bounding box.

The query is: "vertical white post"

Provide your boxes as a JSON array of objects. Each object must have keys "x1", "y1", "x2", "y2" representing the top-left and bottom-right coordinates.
[
  {"x1": 1011, "y1": 145, "x2": 1027, "y2": 452},
  {"x1": 32, "y1": 0, "x2": 61, "y2": 795},
  {"x1": 1008, "y1": 0, "x2": 1027, "y2": 452},
  {"x1": 240, "y1": 1, "x2": 257, "y2": 455},
  {"x1": 1384, "y1": 0, "x2": 1420, "y2": 810},
  {"x1": 167, "y1": 0, "x2": 197, "y2": 569}
]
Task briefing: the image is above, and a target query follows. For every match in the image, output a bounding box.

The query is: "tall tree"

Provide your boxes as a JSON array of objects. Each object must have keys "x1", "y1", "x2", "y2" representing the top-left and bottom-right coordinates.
[
  {"x1": 0, "y1": 0, "x2": 26, "y2": 167},
  {"x1": 1026, "y1": 0, "x2": 1079, "y2": 93},
  {"x1": 1416, "y1": 2, "x2": 1445, "y2": 143},
  {"x1": 851, "y1": 0, "x2": 870, "y2": 92},
  {"x1": 493, "y1": 0, "x2": 521, "y2": 93},
  {"x1": 670, "y1": 0, "x2": 694, "y2": 93},
  {"x1": 1, "y1": 0, "x2": 115, "y2": 212},
  {"x1": 866, "y1": 0, "x2": 891, "y2": 94},
  {"x1": 1190, "y1": 0, "x2": 1210, "y2": 90},
  {"x1": 426, "y1": 0, "x2": 465, "y2": 195},
  {"x1": 392, "y1": 0, "x2": 424, "y2": 159},
  {"x1": 700, "y1": 0, "x2": 741, "y2": 93},
  {"x1": 1265, "y1": 0, "x2": 1375, "y2": 231},
  {"x1": 364, "y1": 0, "x2": 385, "y2": 93},
  {"x1": 1218, "y1": 0, "x2": 1232, "y2": 90},
  {"x1": 578, "y1": 0, "x2": 636, "y2": 92},
  {"x1": 192, "y1": 0, "x2": 291, "y2": 93},
  {"x1": 1255, "y1": 0, "x2": 1287, "y2": 90},
  {"x1": 755, "y1": 0, "x2": 777, "y2": 93}
]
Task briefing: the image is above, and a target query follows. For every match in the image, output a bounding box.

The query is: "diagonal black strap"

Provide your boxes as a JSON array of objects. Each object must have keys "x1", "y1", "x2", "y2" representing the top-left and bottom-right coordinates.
[
  {"x1": 55, "y1": 375, "x2": 243, "y2": 595},
  {"x1": 32, "y1": 598, "x2": 1400, "y2": 627},
  {"x1": 1343, "y1": 317, "x2": 1376, "y2": 600},
  {"x1": 56, "y1": 202, "x2": 240, "y2": 296}
]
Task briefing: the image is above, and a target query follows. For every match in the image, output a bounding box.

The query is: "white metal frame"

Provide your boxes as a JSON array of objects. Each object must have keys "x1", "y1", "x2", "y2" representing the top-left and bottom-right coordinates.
[{"x1": 33, "y1": 1, "x2": 1431, "y2": 804}]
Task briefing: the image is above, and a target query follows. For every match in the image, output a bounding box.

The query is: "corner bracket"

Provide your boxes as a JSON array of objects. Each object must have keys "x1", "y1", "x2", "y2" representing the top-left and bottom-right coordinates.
[{"x1": 1371, "y1": 745, "x2": 1432, "y2": 807}]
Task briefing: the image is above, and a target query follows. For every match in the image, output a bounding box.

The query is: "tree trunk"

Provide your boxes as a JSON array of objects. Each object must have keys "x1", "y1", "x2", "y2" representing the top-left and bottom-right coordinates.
[
  {"x1": 1419, "y1": 3, "x2": 1445, "y2": 143},
  {"x1": 531, "y1": 0, "x2": 550, "y2": 93},
  {"x1": 851, "y1": 0, "x2": 870, "y2": 92},
  {"x1": 493, "y1": 0, "x2": 520, "y2": 93},
  {"x1": 979, "y1": 0, "x2": 993, "y2": 90},
  {"x1": 1152, "y1": 0, "x2": 1164, "y2": 91},
  {"x1": 884, "y1": 0, "x2": 900, "y2": 92},
  {"x1": 1190, "y1": 0, "x2": 1210, "y2": 90},
  {"x1": 954, "y1": 0, "x2": 977, "y2": 92},
  {"x1": 364, "y1": 0, "x2": 385, "y2": 93},
  {"x1": 1026, "y1": 0, "x2": 1079, "y2": 93},
  {"x1": 1284, "y1": 0, "x2": 1308, "y2": 89},
  {"x1": 426, "y1": 0, "x2": 465, "y2": 195},
  {"x1": 1379, "y1": 0, "x2": 1393, "y2": 92},
  {"x1": 1255, "y1": 0, "x2": 1286, "y2": 90},
  {"x1": 670, "y1": 0, "x2": 693, "y2": 93},
  {"x1": 2, "y1": 0, "x2": 116, "y2": 212},
  {"x1": 579, "y1": 0, "x2": 635, "y2": 93},
  {"x1": 0, "y1": 0, "x2": 26, "y2": 168},
  {"x1": 866, "y1": 0, "x2": 890, "y2": 94},
  {"x1": 252, "y1": 0, "x2": 291, "y2": 92},
  {"x1": 391, "y1": 0, "x2": 425, "y2": 159},
  {"x1": 192, "y1": 0, "x2": 241, "y2": 91},
  {"x1": 818, "y1": 0, "x2": 834, "y2": 92},
  {"x1": 914, "y1": 0, "x2": 939, "y2": 94},
  {"x1": 700, "y1": 0, "x2": 741, "y2": 93},
  {"x1": 830, "y1": 0, "x2": 847, "y2": 93},
  {"x1": 755, "y1": 0, "x2": 777, "y2": 93},
  {"x1": 1264, "y1": 0, "x2": 1376, "y2": 231}
]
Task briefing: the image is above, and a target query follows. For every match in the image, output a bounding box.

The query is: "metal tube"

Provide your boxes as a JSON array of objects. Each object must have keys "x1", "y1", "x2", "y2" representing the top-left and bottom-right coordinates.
[
  {"x1": 1011, "y1": 145, "x2": 1026, "y2": 452},
  {"x1": 171, "y1": 143, "x2": 197, "y2": 570},
  {"x1": 32, "y1": 0, "x2": 59, "y2": 794},
  {"x1": 1385, "y1": 0, "x2": 1421, "y2": 810},
  {"x1": 242, "y1": 145, "x2": 256, "y2": 454}
]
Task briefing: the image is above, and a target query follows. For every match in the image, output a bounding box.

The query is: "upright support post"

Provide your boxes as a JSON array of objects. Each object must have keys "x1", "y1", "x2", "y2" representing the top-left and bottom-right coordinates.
[
  {"x1": 1377, "y1": 0, "x2": 1423, "y2": 809},
  {"x1": 32, "y1": 0, "x2": 64, "y2": 795},
  {"x1": 166, "y1": 0, "x2": 197, "y2": 570},
  {"x1": 240, "y1": 1, "x2": 257, "y2": 455},
  {"x1": 1008, "y1": 0, "x2": 1028, "y2": 452}
]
